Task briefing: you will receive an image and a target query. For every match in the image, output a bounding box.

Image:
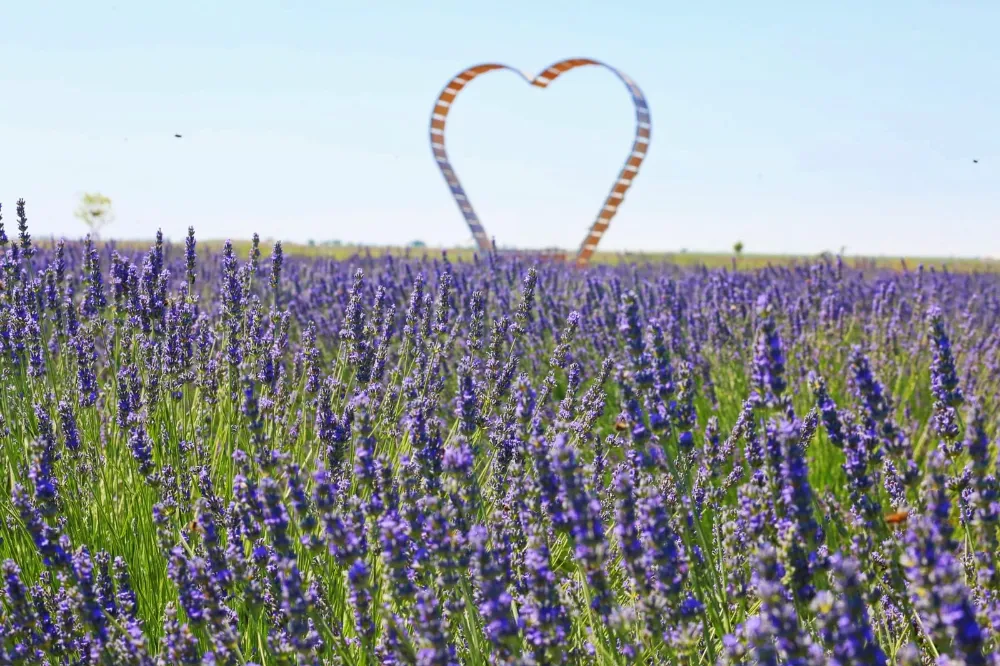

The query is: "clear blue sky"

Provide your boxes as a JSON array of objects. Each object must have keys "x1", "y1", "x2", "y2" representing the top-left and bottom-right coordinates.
[{"x1": 2, "y1": 1, "x2": 998, "y2": 256}]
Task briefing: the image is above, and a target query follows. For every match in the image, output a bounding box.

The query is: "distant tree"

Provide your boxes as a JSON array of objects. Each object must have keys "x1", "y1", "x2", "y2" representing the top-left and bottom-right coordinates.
[
  {"x1": 74, "y1": 193, "x2": 114, "y2": 239},
  {"x1": 733, "y1": 241, "x2": 744, "y2": 256},
  {"x1": 308, "y1": 239, "x2": 316, "y2": 247},
  {"x1": 410, "y1": 240, "x2": 426, "y2": 248}
]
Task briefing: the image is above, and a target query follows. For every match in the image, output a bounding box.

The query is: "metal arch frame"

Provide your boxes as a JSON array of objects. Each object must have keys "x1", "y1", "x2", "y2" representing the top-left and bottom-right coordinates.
[{"x1": 428, "y1": 57, "x2": 651, "y2": 267}]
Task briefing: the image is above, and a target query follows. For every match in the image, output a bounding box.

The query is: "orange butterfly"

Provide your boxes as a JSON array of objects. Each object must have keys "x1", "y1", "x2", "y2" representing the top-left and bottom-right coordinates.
[{"x1": 885, "y1": 510, "x2": 909, "y2": 526}]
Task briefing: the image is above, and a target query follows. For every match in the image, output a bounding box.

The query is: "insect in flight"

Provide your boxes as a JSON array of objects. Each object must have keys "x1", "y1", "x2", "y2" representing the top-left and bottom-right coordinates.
[{"x1": 884, "y1": 510, "x2": 909, "y2": 525}]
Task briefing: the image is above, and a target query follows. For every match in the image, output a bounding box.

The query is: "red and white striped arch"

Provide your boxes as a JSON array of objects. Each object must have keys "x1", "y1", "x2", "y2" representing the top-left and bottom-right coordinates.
[{"x1": 429, "y1": 58, "x2": 651, "y2": 267}]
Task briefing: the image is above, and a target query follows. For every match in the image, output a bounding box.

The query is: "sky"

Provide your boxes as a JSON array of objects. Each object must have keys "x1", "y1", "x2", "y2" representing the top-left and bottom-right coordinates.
[{"x1": 1, "y1": 1, "x2": 998, "y2": 257}]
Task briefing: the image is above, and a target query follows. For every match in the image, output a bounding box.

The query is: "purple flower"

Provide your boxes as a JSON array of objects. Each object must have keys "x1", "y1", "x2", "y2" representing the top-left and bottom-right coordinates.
[
  {"x1": 468, "y1": 525, "x2": 520, "y2": 660},
  {"x1": 72, "y1": 332, "x2": 99, "y2": 407},
  {"x1": 750, "y1": 294, "x2": 787, "y2": 408},
  {"x1": 776, "y1": 418, "x2": 823, "y2": 601},
  {"x1": 613, "y1": 466, "x2": 645, "y2": 592},
  {"x1": 927, "y1": 305, "x2": 964, "y2": 408},
  {"x1": 128, "y1": 422, "x2": 155, "y2": 478},
  {"x1": 159, "y1": 603, "x2": 201, "y2": 664},
  {"x1": 269, "y1": 240, "x2": 283, "y2": 306},
  {"x1": 736, "y1": 544, "x2": 823, "y2": 664},
  {"x1": 413, "y1": 589, "x2": 457, "y2": 666},
  {"x1": 184, "y1": 225, "x2": 197, "y2": 290},
  {"x1": 71, "y1": 546, "x2": 109, "y2": 641},
  {"x1": 81, "y1": 235, "x2": 107, "y2": 316},
  {"x1": 511, "y1": 267, "x2": 537, "y2": 337},
  {"x1": 811, "y1": 552, "x2": 887, "y2": 666},
  {"x1": 378, "y1": 509, "x2": 416, "y2": 604},
  {"x1": 809, "y1": 373, "x2": 846, "y2": 448},
  {"x1": 454, "y1": 356, "x2": 481, "y2": 435},
  {"x1": 552, "y1": 433, "x2": 614, "y2": 621},
  {"x1": 518, "y1": 521, "x2": 572, "y2": 663},
  {"x1": 902, "y1": 448, "x2": 988, "y2": 664},
  {"x1": 549, "y1": 310, "x2": 580, "y2": 370},
  {"x1": 16, "y1": 198, "x2": 32, "y2": 260}
]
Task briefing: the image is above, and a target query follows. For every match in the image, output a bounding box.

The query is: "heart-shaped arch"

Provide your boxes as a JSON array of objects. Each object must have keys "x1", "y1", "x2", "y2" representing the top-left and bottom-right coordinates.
[{"x1": 429, "y1": 58, "x2": 652, "y2": 267}]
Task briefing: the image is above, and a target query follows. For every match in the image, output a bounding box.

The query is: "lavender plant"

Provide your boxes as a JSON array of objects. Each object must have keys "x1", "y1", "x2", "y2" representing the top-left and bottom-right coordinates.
[{"x1": 0, "y1": 200, "x2": 998, "y2": 664}]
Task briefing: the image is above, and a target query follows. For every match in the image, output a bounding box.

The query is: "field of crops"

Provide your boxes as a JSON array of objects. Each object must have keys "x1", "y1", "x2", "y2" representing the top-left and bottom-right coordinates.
[
  {"x1": 1, "y1": 199, "x2": 1000, "y2": 664},
  {"x1": 94, "y1": 239, "x2": 1000, "y2": 275}
]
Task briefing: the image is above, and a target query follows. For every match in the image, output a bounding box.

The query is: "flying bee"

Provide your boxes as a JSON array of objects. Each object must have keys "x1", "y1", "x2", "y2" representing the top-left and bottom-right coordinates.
[
  {"x1": 614, "y1": 417, "x2": 629, "y2": 431},
  {"x1": 885, "y1": 510, "x2": 909, "y2": 526}
]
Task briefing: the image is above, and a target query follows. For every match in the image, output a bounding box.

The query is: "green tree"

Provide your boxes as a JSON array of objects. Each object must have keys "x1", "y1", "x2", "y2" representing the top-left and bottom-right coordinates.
[
  {"x1": 74, "y1": 193, "x2": 114, "y2": 239},
  {"x1": 733, "y1": 241, "x2": 744, "y2": 256}
]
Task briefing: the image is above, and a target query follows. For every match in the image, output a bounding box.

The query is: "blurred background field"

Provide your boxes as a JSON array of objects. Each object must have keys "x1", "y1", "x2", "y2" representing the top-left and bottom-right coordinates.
[{"x1": 53, "y1": 237, "x2": 1000, "y2": 273}]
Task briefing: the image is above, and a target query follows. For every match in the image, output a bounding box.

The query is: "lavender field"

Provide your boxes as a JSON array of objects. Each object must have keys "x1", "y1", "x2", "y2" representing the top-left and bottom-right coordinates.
[{"x1": 1, "y1": 200, "x2": 999, "y2": 665}]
